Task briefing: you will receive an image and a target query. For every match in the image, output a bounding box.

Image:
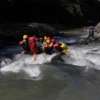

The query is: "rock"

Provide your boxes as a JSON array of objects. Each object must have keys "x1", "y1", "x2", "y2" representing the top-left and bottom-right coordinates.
[
  {"x1": 96, "y1": 37, "x2": 100, "y2": 42},
  {"x1": 76, "y1": 38, "x2": 87, "y2": 44},
  {"x1": 95, "y1": 22, "x2": 100, "y2": 33},
  {"x1": 0, "y1": 23, "x2": 58, "y2": 42},
  {"x1": 28, "y1": 23, "x2": 58, "y2": 36}
]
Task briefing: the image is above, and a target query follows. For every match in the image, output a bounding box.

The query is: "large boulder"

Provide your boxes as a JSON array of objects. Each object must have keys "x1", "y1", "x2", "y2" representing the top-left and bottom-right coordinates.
[
  {"x1": 76, "y1": 37, "x2": 100, "y2": 45},
  {"x1": 28, "y1": 23, "x2": 58, "y2": 36},
  {"x1": 95, "y1": 22, "x2": 100, "y2": 33},
  {"x1": 0, "y1": 23, "x2": 58, "y2": 43}
]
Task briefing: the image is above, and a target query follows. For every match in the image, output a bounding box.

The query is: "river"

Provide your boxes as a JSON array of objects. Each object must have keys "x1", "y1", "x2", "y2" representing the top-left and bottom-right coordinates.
[{"x1": 0, "y1": 24, "x2": 100, "y2": 100}]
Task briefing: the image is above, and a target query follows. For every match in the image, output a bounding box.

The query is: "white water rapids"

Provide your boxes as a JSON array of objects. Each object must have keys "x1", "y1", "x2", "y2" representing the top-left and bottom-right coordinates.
[{"x1": 0, "y1": 43, "x2": 100, "y2": 80}]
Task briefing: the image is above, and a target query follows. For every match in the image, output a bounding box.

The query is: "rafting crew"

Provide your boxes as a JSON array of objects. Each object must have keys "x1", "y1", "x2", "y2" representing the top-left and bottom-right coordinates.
[{"x1": 19, "y1": 34, "x2": 69, "y2": 62}]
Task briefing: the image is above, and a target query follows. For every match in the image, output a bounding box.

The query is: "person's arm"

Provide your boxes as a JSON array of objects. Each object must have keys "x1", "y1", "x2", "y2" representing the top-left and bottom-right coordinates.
[{"x1": 19, "y1": 41, "x2": 24, "y2": 45}]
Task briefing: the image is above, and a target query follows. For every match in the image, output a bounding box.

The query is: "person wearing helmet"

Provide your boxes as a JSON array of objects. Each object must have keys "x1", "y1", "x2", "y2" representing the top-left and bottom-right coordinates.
[
  {"x1": 46, "y1": 39, "x2": 50, "y2": 44},
  {"x1": 87, "y1": 26, "x2": 95, "y2": 41},
  {"x1": 44, "y1": 36, "x2": 47, "y2": 41},
  {"x1": 19, "y1": 34, "x2": 30, "y2": 54},
  {"x1": 58, "y1": 42, "x2": 69, "y2": 54},
  {"x1": 23, "y1": 35, "x2": 28, "y2": 40},
  {"x1": 28, "y1": 36, "x2": 38, "y2": 62},
  {"x1": 36, "y1": 37, "x2": 43, "y2": 54},
  {"x1": 46, "y1": 36, "x2": 51, "y2": 40},
  {"x1": 51, "y1": 38, "x2": 61, "y2": 53},
  {"x1": 51, "y1": 38, "x2": 59, "y2": 53},
  {"x1": 43, "y1": 39, "x2": 54, "y2": 54},
  {"x1": 43, "y1": 39, "x2": 50, "y2": 54},
  {"x1": 41, "y1": 36, "x2": 50, "y2": 52},
  {"x1": 51, "y1": 38, "x2": 55, "y2": 43}
]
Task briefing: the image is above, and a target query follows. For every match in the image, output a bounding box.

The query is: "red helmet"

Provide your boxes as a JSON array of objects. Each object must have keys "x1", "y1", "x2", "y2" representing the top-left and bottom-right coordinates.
[
  {"x1": 47, "y1": 37, "x2": 50, "y2": 40},
  {"x1": 51, "y1": 39, "x2": 55, "y2": 43}
]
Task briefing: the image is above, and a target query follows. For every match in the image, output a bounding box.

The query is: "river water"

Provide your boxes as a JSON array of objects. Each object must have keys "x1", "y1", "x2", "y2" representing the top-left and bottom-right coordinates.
[{"x1": 0, "y1": 24, "x2": 100, "y2": 100}]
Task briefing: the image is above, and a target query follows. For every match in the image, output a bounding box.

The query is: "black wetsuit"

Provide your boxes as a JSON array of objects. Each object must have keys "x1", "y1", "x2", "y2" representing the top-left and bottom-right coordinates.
[{"x1": 21, "y1": 39, "x2": 30, "y2": 53}]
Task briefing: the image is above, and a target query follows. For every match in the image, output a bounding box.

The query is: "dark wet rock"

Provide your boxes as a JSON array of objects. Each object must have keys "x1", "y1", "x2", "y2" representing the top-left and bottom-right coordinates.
[
  {"x1": 76, "y1": 38, "x2": 88, "y2": 44},
  {"x1": 28, "y1": 23, "x2": 58, "y2": 36},
  {"x1": 51, "y1": 53, "x2": 64, "y2": 62},
  {"x1": 95, "y1": 37, "x2": 100, "y2": 42},
  {"x1": 0, "y1": 23, "x2": 58, "y2": 47},
  {"x1": 76, "y1": 37, "x2": 100, "y2": 45}
]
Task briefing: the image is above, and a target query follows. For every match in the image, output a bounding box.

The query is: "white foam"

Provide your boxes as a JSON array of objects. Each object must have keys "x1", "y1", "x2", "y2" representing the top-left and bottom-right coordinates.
[
  {"x1": 29, "y1": 53, "x2": 57, "y2": 64},
  {"x1": 64, "y1": 45, "x2": 100, "y2": 70},
  {"x1": 0, "y1": 61, "x2": 22, "y2": 73},
  {"x1": 23, "y1": 66, "x2": 41, "y2": 77},
  {"x1": 0, "y1": 53, "x2": 57, "y2": 79},
  {"x1": 0, "y1": 60, "x2": 41, "y2": 78}
]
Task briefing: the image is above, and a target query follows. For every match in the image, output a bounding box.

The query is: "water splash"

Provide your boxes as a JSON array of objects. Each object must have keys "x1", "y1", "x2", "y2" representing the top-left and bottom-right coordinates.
[
  {"x1": 0, "y1": 53, "x2": 57, "y2": 80},
  {"x1": 62, "y1": 44, "x2": 100, "y2": 70}
]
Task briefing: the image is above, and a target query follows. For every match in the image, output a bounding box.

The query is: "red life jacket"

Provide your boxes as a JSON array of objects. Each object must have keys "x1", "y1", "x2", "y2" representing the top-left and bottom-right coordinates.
[
  {"x1": 54, "y1": 42, "x2": 60, "y2": 50},
  {"x1": 28, "y1": 37, "x2": 35, "y2": 42},
  {"x1": 45, "y1": 42, "x2": 53, "y2": 48},
  {"x1": 51, "y1": 38, "x2": 55, "y2": 43},
  {"x1": 84, "y1": 26, "x2": 87, "y2": 30},
  {"x1": 35, "y1": 37, "x2": 40, "y2": 42},
  {"x1": 28, "y1": 36, "x2": 38, "y2": 53},
  {"x1": 29, "y1": 42, "x2": 38, "y2": 53}
]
